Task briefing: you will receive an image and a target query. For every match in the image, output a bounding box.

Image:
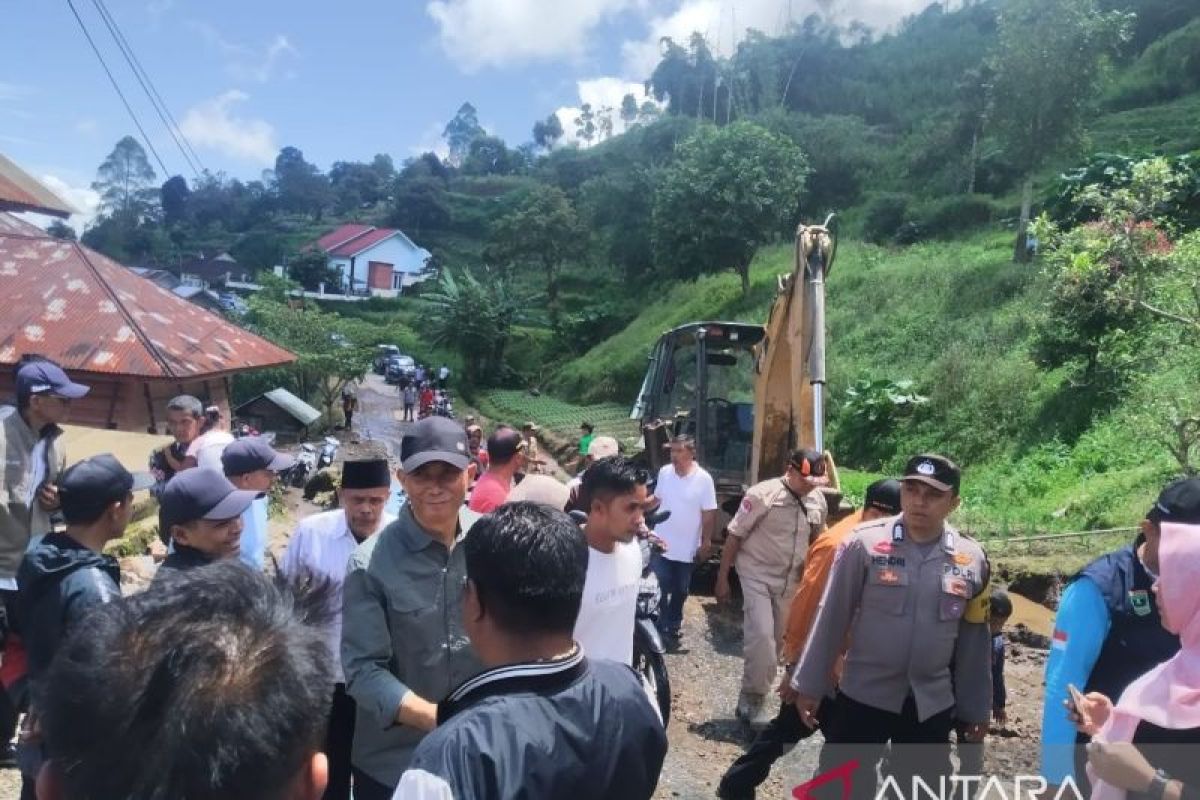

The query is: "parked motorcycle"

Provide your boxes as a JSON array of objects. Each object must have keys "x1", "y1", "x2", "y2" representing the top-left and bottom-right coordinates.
[
  {"x1": 289, "y1": 443, "x2": 318, "y2": 488},
  {"x1": 634, "y1": 506, "x2": 672, "y2": 727},
  {"x1": 318, "y1": 436, "x2": 340, "y2": 470}
]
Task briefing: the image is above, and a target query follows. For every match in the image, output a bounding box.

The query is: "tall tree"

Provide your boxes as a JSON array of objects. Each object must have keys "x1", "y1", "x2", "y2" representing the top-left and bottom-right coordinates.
[
  {"x1": 274, "y1": 146, "x2": 331, "y2": 217},
  {"x1": 597, "y1": 107, "x2": 615, "y2": 141},
  {"x1": 160, "y1": 175, "x2": 191, "y2": 227},
  {"x1": 422, "y1": 269, "x2": 534, "y2": 386},
  {"x1": 533, "y1": 113, "x2": 565, "y2": 152},
  {"x1": 989, "y1": 0, "x2": 1130, "y2": 261},
  {"x1": 461, "y1": 135, "x2": 516, "y2": 176},
  {"x1": 443, "y1": 102, "x2": 485, "y2": 166},
  {"x1": 620, "y1": 93, "x2": 639, "y2": 127},
  {"x1": 574, "y1": 104, "x2": 597, "y2": 146},
  {"x1": 45, "y1": 220, "x2": 77, "y2": 241},
  {"x1": 653, "y1": 121, "x2": 809, "y2": 297},
  {"x1": 92, "y1": 135, "x2": 158, "y2": 222},
  {"x1": 486, "y1": 188, "x2": 583, "y2": 327}
]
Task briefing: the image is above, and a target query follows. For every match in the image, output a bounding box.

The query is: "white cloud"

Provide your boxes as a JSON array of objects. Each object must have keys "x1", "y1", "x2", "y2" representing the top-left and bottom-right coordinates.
[
  {"x1": 622, "y1": 0, "x2": 933, "y2": 78},
  {"x1": 17, "y1": 174, "x2": 102, "y2": 235},
  {"x1": 409, "y1": 122, "x2": 450, "y2": 160},
  {"x1": 179, "y1": 90, "x2": 277, "y2": 165},
  {"x1": 426, "y1": 0, "x2": 643, "y2": 71},
  {"x1": 189, "y1": 22, "x2": 298, "y2": 83}
]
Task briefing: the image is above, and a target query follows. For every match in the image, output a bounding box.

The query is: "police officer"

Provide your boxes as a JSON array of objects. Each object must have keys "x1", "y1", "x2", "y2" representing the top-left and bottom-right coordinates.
[
  {"x1": 792, "y1": 454, "x2": 991, "y2": 800},
  {"x1": 716, "y1": 449, "x2": 828, "y2": 727},
  {"x1": 1040, "y1": 477, "x2": 1199, "y2": 795}
]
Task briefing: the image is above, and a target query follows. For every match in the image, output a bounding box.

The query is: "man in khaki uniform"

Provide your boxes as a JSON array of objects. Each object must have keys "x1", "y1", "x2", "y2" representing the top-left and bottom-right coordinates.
[
  {"x1": 717, "y1": 449, "x2": 828, "y2": 727},
  {"x1": 792, "y1": 454, "x2": 991, "y2": 800}
]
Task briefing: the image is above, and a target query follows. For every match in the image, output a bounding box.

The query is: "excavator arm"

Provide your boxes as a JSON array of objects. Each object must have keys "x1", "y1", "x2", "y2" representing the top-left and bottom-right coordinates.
[{"x1": 750, "y1": 215, "x2": 843, "y2": 501}]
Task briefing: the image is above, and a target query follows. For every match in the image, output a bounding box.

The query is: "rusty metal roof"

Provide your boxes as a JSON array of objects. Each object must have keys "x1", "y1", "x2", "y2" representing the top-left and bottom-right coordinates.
[
  {"x1": 0, "y1": 153, "x2": 75, "y2": 219},
  {"x1": 0, "y1": 213, "x2": 296, "y2": 379}
]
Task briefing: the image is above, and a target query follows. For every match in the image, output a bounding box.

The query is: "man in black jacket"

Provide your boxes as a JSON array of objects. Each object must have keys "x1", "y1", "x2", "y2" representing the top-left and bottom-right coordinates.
[
  {"x1": 15, "y1": 453, "x2": 152, "y2": 797},
  {"x1": 393, "y1": 502, "x2": 668, "y2": 799}
]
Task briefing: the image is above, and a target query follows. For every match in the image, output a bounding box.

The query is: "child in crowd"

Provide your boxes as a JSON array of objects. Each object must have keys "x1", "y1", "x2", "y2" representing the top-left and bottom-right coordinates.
[{"x1": 956, "y1": 588, "x2": 1014, "y2": 781}]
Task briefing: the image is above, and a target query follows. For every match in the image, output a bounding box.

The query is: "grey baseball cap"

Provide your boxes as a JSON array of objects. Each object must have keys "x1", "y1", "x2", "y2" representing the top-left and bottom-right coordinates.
[
  {"x1": 400, "y1": 417, "x2": 470, "y2": 472},
  {"x1": 159, "y1": 469, "x2": 262, "y2": 535},
  {"x1": 221, "y1": 437, "x2": 295, "y2": 477}
]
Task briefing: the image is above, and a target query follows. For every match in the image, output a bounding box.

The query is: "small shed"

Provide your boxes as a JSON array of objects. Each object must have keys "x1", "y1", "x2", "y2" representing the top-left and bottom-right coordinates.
[{"x1": 235, "y1": 388, "x2": 321, "y2": 442}]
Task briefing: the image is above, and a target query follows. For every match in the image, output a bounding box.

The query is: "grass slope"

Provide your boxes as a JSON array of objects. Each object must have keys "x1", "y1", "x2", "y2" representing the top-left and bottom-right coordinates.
[{"x1": 546, "y1": 230, "x2": 1182, "y2": 539}]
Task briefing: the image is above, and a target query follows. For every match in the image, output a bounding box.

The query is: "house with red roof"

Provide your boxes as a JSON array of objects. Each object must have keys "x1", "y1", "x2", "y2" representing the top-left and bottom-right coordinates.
[{"x1": 313, "y1": 223, "x2": 434, "y2": 298}]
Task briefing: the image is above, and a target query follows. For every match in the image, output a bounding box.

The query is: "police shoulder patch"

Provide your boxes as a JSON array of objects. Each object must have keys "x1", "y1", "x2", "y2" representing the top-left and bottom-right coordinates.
[{"x1": 963, "y1": 589, "x2": 990, "y2": 624}]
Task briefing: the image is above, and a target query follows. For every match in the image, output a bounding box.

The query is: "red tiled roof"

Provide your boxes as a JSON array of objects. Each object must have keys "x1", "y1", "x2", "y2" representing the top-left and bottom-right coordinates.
[
  {"x1": 328, "y1": 227, "x2": 400, "y2": 257},
  {"x1": 0, "y1": 213, "x2": 295, "y2": 379},
  {"x1": 0, "y1": 153, "x2": 74, "y2": 219},
  {"x1": 315, "y1": 224, "x2": 373, "y2": 253}
]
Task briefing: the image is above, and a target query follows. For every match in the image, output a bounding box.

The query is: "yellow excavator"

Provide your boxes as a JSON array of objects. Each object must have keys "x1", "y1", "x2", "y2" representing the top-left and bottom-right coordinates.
[{"x1": 631, "y1": 214, "x2": 844, "y2": 521}]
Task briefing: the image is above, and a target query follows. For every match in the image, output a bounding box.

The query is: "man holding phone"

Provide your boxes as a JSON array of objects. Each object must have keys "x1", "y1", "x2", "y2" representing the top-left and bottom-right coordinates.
[{"x1": 1040, "y1": 477, "x2": 1199, "y2": 793}]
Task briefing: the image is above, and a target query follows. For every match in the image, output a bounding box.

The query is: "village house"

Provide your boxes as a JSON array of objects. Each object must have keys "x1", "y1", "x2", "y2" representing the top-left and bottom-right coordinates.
[
  {"x1": 311, "y1": 223, "x2": 434, "y2": 298},
  {"x1": 0, "y1": 211, "x2": 295, "y2": 433}
]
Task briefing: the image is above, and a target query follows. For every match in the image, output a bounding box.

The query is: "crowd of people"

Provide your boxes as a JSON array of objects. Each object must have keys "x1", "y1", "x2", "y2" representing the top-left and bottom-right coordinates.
[
  {"x1": 0, "y1": 353, "x2": 1197, "y2": 800},
  {"x1": 396, "y1": 365, "x2": 453, "y2": 423}
]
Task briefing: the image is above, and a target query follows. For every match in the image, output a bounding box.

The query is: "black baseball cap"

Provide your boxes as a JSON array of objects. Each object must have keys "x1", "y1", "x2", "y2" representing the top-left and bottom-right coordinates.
[
  {"x1": 221, "y1": 438, "x2": 295, "y2": 477},
  {"x1": 16, "y1": 361, "x2": 90, "y2": 400},
  {"x1": 159, "y1": 469, "x2": 262, "y2": 535},
  {"x1": 864, "y1": 478, "x2": 902, "y2": 515},
  {"x1": 788, "y1": 449, "x2": 826, "y2": 478},
  {"x1": 400, "y1": 417, "x2": 470, "y2": 472},
  {"x1": 901, "y1": 454, "x2": 961, "y2": 493},
  {"x1": 57, "y1": 454, "x2": 153, "y2": 524},
  {"x1": 1147, "y1": 477, "x2": 1200, "y2": 524}
]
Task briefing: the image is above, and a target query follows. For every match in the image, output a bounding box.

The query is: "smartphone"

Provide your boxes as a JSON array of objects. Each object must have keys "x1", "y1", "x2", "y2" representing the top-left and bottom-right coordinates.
[{"x1": 1066, "y1": 683, "x2": 1086, "y2": 715}]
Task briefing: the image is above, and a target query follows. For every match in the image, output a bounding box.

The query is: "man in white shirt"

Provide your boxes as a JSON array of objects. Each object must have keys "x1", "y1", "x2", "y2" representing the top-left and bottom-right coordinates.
[
  {"x1": 651, "y1": 435, "x2": 718, "y2": 645},
  {"x1": 280, "y1": 458, "x2": 395, "y2": 800},
  {"x1": 574, "y1": 456, "x2": 648, "y2": 665}
]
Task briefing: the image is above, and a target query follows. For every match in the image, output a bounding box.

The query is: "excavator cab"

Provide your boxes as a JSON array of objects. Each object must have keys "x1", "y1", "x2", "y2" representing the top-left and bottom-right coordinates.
[
  {"x1": 632, "y1": 322, "x2": 765, "y2": 504},
  {"x1": 632, "y1": 214, "x2": 847, "y2": 521}
]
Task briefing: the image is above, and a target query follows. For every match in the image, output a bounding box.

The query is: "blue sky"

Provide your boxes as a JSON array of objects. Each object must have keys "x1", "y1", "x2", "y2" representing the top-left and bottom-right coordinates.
[{"x1": 1, "y1": 0, "x2": 929, "y2": 228}]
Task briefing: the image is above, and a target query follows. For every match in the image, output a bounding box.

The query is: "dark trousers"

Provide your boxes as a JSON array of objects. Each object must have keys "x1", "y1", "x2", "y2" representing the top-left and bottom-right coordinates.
[
  {"x1": 403, "y1": 403, "x2": 414, "y2": 421},
  {"x1": 651, "y1": 554, "x2": 694, "y2": 636},
  {"x1": 323, "y1": 684, "x2": 355, "y2": 800},
  {"x1": 813, "y1": 692, "x2": 954, "y2": 800},
  {"x1": 351, "y1": 767, "x2": 394, "y2": 800},
  {"x1": 343, "y1": 410, "x2": 353, "y2": 429},
  {"x1": 718, "y1": 698, "x2": 828, "y2": 799}
]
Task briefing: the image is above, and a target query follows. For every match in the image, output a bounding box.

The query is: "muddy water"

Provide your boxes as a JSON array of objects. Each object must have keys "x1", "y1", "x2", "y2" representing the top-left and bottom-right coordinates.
[{"x1": 1008, "y1": 592, "x2": 1055, "y2": 637}]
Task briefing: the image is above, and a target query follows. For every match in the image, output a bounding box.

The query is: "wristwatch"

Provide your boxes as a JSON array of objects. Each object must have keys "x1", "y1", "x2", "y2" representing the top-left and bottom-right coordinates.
[{"x1": 1147, "y1": 769, "x2": 1171, "y2": 800}]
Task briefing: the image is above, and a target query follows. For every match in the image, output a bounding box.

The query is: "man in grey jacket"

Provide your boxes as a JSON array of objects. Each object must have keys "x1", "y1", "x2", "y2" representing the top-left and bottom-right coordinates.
[
  {"x1": 340, "y1": 417, "x2": 482, "y2": 799},
  {"x1": 0, "y1": 358, "x2": 88, "y2": 763},
  {"x1": 791, "y1": 454, "x2": 991, "y2": 800}
]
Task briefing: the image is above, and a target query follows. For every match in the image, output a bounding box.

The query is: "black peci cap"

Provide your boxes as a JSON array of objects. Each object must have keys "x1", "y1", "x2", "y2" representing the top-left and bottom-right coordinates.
[
  {"x1": 864, "y1": 478, "x2": 903, "y2": 515},
  {"x1": 158, "y1": 469, "x2": 262, "y2": 535},
  {"x1": 57, "y1": 454, "x2": 153, "y2": 524},
  {"x1": 400, "y1": 417, "x2": 470, "y2": 472},
  {"x1": 901, "y1": 454, "x2": 961, "y2": 493},
  {"x1": 341, "y1": 458, "x2": 391, "y2": 490},
  {"x1": 1147, "y1": 477, "x2": 1200, "y2": 524}
]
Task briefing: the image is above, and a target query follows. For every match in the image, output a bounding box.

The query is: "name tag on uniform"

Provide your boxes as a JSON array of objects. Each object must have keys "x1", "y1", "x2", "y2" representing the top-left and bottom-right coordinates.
[{"x1": 941, "y1": 574, "x2": 969, "y2": 597}]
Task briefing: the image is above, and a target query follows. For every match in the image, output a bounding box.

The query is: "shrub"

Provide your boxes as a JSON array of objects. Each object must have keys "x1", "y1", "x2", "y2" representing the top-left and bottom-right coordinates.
[
  {"x1": 861, "y1": 192, "x2": 914, "y2": 243},
  {"x1": 914, "y1": 194, "x2": 998, "y2": 237}
]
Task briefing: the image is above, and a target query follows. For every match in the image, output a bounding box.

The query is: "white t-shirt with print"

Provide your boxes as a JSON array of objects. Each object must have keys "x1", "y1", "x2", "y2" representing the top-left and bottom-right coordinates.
[
  {"x1": 574, "y1": 538, "x2": 642, "y2": 666},
  {"x1": 654, "y1": 463, "x2": 718, "y2": 563}
]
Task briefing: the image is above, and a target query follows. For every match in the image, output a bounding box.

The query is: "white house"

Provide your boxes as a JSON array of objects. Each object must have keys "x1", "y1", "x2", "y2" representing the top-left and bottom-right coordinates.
[{"x1": 312, "y1": 223, "x2": 434, "y2": 298}]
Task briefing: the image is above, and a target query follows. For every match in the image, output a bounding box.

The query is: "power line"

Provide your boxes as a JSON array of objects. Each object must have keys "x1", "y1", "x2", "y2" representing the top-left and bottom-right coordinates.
[
  {"x1": 90, "y1": 0, "x2": 204, "y2": 177},
  {"x1": 65, "y1": 0, "x2": 171, "y2": 177}
]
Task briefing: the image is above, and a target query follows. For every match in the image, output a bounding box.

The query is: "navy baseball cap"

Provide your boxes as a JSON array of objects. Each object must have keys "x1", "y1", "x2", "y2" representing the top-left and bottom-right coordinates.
[
  {"x1": 58, "y1": 454, "x2": 153, "y2": 524},
  {"x1": 400, "y1": 417, "x2": 470, "y2": 472},
  {"x1": 16, "y1": 361, "x2": 90, "y2": 400},
  {"x1": 159, "y1": 469, "x2": 262, "y2": 535},
  {"x1": 902, "y1": 454, "x2": 961, "y2": 493},
  {"x1": 221, "y1": 438, "x2": 295, "y2": 477},
  {"x1": 1147, "y1": 477, "x2": 1200, "y2": 524},
  {"x1": 864, "y1": 478, "x2": 902, "y2": 515}
]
